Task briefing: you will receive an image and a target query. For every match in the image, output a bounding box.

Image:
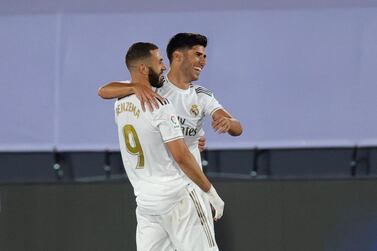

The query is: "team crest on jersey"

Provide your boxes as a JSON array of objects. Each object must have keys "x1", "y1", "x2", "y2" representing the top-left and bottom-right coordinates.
[
  {"x1": 170, "y1": 115, "x2": 180, "y2": 129},
  {"x1": 190, "y1": 104, "x2": 199, "y2": 117}
]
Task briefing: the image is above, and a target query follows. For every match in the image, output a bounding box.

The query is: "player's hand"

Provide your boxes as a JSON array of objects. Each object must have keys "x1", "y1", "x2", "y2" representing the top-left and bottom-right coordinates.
[
  {"x1": 206, "y1": 186, "x2": 224, "y2": 221},
  {"x1": 133, "y1": 84, "x2": 165, "y2": 112},
  {"x1": 212, "y1": 117, "x2": 232, "y2": 134},
  {"x1": 198, "y1": 136, "x2": 206, "y2": 152}
]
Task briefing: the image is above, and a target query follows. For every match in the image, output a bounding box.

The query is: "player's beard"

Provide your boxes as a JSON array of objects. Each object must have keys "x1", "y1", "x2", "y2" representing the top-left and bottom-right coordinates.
[{"x1": 148, "y1": 67, "x2": 164, "y2": 88}]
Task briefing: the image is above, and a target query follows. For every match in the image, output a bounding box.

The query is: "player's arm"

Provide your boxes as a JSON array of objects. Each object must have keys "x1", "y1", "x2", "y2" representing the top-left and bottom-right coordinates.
[
  {"x1": 199, "y1": 86, "x2": 243, "y2": 136},
  {"x1": 166, "y1": 139, "x2": 224, "y2": 220},
  {"x1": 97, "y1": 81, "x2": 164, "y2": 112},
  {"x1": 212, "y1": 109, "x2": 243, "y2": 136}
]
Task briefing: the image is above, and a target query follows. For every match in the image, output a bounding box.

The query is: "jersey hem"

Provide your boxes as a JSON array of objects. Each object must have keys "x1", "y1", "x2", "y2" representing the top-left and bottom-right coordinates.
[
  {"x1": 209, "y1": 107, "x2": 223, "y2": 117},
  {"x1": 163, "y1": 135, "x2": 184, "y2": 143}
]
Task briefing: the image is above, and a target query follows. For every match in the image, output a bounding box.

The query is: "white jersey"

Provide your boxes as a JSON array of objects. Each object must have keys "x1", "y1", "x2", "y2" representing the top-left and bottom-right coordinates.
[
  {"x1": 114, "y1": 94, "x2": 188, "y2": 215},
  {"x1": 156, "y1": 76, "x2": 223, "y2": 166}
]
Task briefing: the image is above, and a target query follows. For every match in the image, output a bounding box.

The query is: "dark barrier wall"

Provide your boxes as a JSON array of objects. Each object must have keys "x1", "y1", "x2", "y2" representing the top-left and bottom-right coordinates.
[
  {"x1": 1, "y1": 179, "x2": 377, "y2": 251},
  {"x1": 2, "y1": 147, "x2": 377, "y2": 182}
]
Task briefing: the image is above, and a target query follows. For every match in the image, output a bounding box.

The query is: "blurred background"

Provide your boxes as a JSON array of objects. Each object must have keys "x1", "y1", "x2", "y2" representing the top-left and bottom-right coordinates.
[{"x1": 1, "y1": 0, "x2": 377, "y2": 250}]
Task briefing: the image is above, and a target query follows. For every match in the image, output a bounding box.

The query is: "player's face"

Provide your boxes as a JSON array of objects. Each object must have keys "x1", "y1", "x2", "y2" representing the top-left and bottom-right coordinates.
[
  {"x1": 181, "y1": 45, "x2": 206, "y2": 82},
  {"x1": 148, "y1": 49, "x2": 166, "y2": 88}
]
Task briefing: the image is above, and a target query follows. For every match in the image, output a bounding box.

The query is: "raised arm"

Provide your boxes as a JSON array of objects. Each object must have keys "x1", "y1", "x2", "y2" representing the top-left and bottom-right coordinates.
[
  {"x1": 166, "y1": 138, "x2": 224, "y2": 220},
  {"x1": 98, "y1": 81, "x2": 164, "y2": 112},
  {"x1": 212, "y1": 109, "x2": 243, "y2": 136}
]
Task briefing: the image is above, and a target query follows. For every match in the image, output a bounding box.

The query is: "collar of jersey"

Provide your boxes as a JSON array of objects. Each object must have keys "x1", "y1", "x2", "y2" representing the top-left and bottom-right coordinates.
[{"x1": 165, "y1": 76, "x2": 192, "y2": 94}]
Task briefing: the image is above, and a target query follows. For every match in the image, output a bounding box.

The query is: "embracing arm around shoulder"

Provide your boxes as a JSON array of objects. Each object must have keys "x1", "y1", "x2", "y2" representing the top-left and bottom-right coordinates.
[
  {"x1": 97, "y1": 81, "x2": 134, "y2": 99},
  {"x1": 212, "y1": 108, "x2": 243, "y2": 136},
  {"x1": 97, "y1": 81, "x2": 164, "y2": 112}
]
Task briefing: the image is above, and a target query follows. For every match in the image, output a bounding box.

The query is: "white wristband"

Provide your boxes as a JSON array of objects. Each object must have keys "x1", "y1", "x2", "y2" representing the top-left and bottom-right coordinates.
[
  {"x1": 206, "y1": 185, "x2": 218, "y2": 199},
  {"x1": 206, "y1": 185, "x2": 224, "y2": 220}
]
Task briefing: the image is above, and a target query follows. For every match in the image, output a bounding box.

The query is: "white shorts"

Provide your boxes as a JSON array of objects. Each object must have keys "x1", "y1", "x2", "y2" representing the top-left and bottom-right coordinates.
[
  {"x1": 193, "y1": 183, "x2": 215, "y2": 234},
  {"x1": 136, "y1": 185, "x2": 219, "y2": 251}
]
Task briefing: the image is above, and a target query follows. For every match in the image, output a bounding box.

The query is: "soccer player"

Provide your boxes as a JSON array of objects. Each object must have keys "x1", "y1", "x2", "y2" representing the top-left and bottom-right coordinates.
[
  {"x1": 99, "y1": 33, "x2": 243, "y2": 248},
  {"x1": 116, "y1": 42, "x2": 224, "y2": 251}
]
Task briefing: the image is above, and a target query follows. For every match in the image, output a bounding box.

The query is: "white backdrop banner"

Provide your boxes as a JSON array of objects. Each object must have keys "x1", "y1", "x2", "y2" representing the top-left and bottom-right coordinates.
[{"x1": 1, "y1": 9, "x2": 377, "y2": 151}]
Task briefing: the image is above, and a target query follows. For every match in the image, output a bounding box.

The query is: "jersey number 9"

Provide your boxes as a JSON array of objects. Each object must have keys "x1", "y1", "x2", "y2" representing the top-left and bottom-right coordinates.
[{"x1": 123, "y1": 124, "x2": 145, "y2": 169}]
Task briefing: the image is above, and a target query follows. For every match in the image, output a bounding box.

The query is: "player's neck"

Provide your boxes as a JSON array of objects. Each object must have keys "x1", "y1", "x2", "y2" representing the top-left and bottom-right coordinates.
[
  {"x1": 131, "y1": 77, "x2": 152, "y2": 89},
  {"x1": 167, "y1": 70, "x2": 191, "y2": 90}
]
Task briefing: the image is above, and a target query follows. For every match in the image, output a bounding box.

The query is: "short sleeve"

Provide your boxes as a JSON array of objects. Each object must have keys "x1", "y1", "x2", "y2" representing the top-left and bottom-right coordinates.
[
  {"x1": 151, "y1": 102, "x2": 183, "y2": 143},
  {"x1": 196, "y1": 86, "x2": 222, "y2": 117},
  {"x1": 204, "y1": 95, "x2": 223, "y2": 117}
]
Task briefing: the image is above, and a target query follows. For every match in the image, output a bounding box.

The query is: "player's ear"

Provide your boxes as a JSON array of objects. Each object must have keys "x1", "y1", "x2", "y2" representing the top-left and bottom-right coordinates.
[
  {"x1": 172, "y1": 50, "x2": 183, "y2": 63},
  {"x1": 138, "y1": 63, "x2": 148, "y2": 75}
]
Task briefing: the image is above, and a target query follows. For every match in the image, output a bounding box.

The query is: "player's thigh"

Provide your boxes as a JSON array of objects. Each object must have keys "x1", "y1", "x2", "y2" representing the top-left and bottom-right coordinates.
[
  {"x1": 166, "y1": 192, "x2": 219, "y2": 251},
  {"x1": 136, "y1": 209, "x2": 175, "y2": 251}
]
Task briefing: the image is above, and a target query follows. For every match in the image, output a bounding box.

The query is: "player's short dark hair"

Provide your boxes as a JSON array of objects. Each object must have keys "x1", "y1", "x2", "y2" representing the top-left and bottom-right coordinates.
[
  {"x1": 166, "y1": 33, "x2": 207, "y2": 64},
  {"x1": 125, "y1": 42, "x2": 159, "y2": 69}
]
